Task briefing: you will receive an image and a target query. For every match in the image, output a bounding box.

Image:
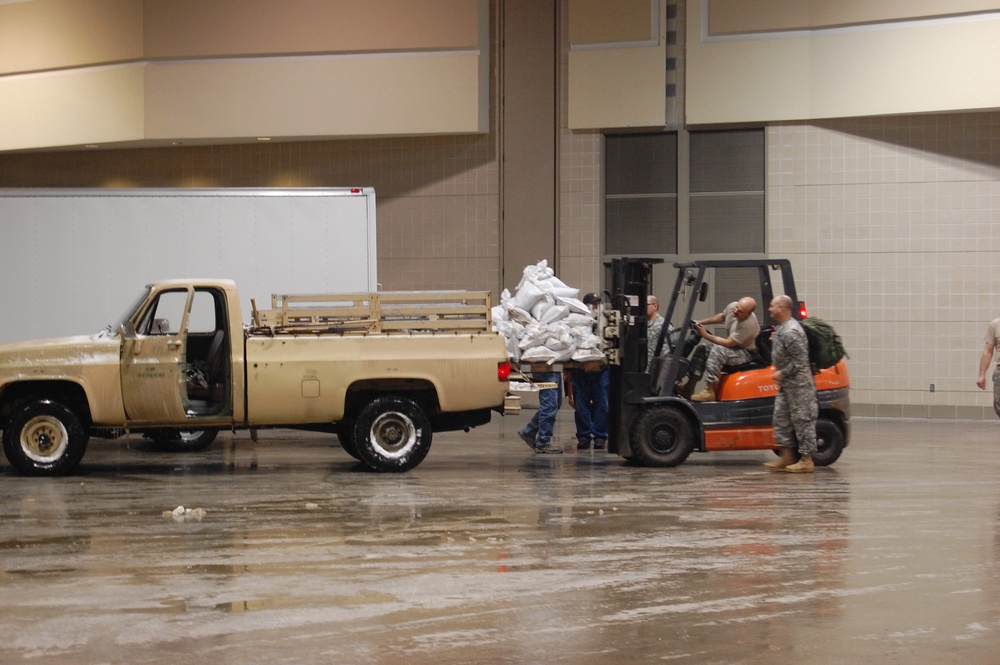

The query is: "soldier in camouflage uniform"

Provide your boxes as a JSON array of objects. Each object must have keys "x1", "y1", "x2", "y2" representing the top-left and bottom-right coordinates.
[{"x1": 764, "y1": 295, "x2": 817, "y2": 473}]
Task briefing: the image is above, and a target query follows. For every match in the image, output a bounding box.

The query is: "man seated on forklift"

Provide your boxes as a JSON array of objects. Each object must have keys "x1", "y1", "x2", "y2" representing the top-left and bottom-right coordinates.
[{"x1": 689, "y1": 297, "x2": 760, "y2": 402}]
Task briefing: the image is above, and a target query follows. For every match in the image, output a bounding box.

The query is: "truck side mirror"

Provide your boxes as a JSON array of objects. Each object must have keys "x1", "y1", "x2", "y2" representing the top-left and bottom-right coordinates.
[{"x1": 698, "y1": 283, "x2": 708, "y2": 302}]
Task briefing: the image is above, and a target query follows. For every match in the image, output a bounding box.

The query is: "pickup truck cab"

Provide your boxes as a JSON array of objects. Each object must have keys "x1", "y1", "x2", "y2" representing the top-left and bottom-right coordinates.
[{"x1": 0, "y1": 280, "x2": 512, "y2": 475}]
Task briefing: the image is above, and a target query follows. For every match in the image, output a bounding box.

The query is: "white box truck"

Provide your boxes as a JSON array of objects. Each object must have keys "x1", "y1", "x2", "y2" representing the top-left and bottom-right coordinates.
[{"x1": 0, "y1": 187, "x2": 378, "y2": 343}]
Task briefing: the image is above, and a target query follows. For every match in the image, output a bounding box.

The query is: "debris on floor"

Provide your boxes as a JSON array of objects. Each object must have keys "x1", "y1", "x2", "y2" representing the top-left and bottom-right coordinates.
[{"x1": 163, "y1": 505, "x2": 207, "y2": 522}]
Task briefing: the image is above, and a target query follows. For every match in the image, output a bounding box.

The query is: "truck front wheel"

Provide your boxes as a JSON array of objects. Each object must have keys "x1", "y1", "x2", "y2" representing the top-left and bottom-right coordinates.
[
  {"x1": 3, "y1": 400, "x2": 89, "y2": 476},
  {"x1": 352, "y1": 396, "x2": 432, "y2": 472}
]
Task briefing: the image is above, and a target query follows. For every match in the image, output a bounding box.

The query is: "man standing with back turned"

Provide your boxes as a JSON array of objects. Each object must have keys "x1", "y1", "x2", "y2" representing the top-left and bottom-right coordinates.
[{"x1": 764, "y1": 295, "x2": 817, "y2": 473}]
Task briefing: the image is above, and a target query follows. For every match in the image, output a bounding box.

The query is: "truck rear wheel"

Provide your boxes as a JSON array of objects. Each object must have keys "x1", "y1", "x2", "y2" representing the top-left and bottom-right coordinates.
[
  {"x1": 811, "y1": 417, "x2": 845, "y2": 467},
  {"x1": 629, "y1": 405, "x2": 695, "y2": 467},
  {"x1": 3, "y1": 400, "x2": 89, "y2": 476},
  {"x1": 352, "y1": 396, "x2": 432, "y2": 472},
  {"x1": 335, "y1": 422, "x2": 361, "y2": 461}
]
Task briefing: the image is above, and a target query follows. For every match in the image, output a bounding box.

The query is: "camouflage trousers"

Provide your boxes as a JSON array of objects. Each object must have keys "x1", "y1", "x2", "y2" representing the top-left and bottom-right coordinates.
[
  {"x1": 773, "y1": 381, "x2": 818, "y2": 455},
  {"x1": 993, "y1": 367, "x2": 1000, "y2": 418},
  {"x1": 703, "y1": 344, "x2": 754, "y2": 384}
]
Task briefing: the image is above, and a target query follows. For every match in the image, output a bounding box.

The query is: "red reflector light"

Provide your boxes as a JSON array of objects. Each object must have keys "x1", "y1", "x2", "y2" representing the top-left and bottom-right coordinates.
[
  {"x1": 497, "y1": 361, "x2": 511, "y2": 382},
  {"x1": 798, "y1": 301, "x2": 809, "y2": 318},
  {"x1": 350, "y1": 188, "x2": 361, "y2": 193}
]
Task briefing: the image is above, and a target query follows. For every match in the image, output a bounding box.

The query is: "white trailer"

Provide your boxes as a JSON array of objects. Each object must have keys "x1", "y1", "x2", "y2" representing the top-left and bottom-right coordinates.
[{"x1": 0, "y1": 187, "x2": 377, "y2": 343}]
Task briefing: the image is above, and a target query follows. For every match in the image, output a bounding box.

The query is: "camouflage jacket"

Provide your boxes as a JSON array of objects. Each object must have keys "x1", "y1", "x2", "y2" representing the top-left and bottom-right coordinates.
[{"x1": 772, "y1": 318, "x2": 815, "y2": 388}]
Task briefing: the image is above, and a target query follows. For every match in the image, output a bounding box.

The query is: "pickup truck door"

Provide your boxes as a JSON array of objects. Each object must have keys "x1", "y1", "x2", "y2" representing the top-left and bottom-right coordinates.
[{"x1": 120, "y1": 287, "x2": 191, "y2": 422}]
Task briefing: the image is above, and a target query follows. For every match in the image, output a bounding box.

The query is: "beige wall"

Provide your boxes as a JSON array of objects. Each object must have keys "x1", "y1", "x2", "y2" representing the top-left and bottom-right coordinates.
[
  {"x1": 0, "y1": 0, "x2": 489, "y2": 151},
  {"x1": 708, "y1": 0, "x2": 1000, "y2": 35},
  {"x1": 688, "y1": 0, "x2": 1000, "y2": 124},
  {"x1": 143, "y1": 0, "x2": 480, "y2": 56},
  {"x1": 0, "y1": 0, "x2": 142, "y2": 74},
  {"x1": 769, "y1": 112, "x2": 1000, "y2": 419},
  {"x1": 567, "y1": 0, "x2": 667, "y2": 129}
]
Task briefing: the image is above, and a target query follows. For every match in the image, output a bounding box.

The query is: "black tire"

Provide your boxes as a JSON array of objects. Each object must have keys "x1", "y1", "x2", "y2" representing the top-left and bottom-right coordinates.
[
  {"x1": 335, "y1": 422, "x2": 361, "y2": 461},
  {"x1": 812, "y1": 417, "x2": 845, "y2": 467},
  {"x1": 629, "y1": 405, "x2": 695, "y2": 467},
  {"x1": 3, "y1": 400, "x2": 89, "y2": 476},
  {"x1": 147, "y1": 429, "x2": 218, "y2": 452},
  {"x1": 352, "y1": 396, "x2": 432, "y2": 472}
]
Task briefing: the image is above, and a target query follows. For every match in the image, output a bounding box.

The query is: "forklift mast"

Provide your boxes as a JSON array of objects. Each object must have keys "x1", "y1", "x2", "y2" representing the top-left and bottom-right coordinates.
[{"x1": 605, "y1": 257, "x2": 661, "y2": 456}]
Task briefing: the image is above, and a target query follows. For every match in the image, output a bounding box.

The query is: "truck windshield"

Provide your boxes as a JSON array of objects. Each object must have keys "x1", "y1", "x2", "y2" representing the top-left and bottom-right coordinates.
[{"x1": 102, "y1": 287, "x2": 152, "y2": 336}]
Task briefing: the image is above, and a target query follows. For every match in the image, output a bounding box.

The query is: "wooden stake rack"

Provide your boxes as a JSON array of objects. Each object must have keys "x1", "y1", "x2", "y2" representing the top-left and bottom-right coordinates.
[{"x1": 250, "y1": 290, "x2": 494, "y2": 335}]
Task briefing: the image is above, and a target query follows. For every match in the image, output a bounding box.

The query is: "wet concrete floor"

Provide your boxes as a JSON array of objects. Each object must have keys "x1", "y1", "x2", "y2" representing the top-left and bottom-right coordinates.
[{"x1": 1, "y1": 411, "x2": 999, "y2": 664}]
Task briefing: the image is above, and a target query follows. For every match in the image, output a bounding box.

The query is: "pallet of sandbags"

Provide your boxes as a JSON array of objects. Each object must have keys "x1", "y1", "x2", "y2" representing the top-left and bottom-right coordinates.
[{"x1": 493, "y1": 260, "x2": 606, "y2": 367}]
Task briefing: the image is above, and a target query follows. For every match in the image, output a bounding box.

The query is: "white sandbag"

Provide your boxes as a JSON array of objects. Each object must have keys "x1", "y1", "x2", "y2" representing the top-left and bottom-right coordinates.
[
  {"x1": 508, "y1": 306, "x2": 533, "y2": 324},
  {"x1": 513, "y1": 279, "x2": 545, "y2": 311},
  {"x1": 521, "y1": 345, "x2": 560, "y2": 363},
  {"x1": 544, "y1": 328, "x2": 573, "y2": 351},
  {"x1": 516, "y1": 260, "x2": 549, "y2": 291},
  {"x1": 500, "y1": 288, "x2": 513, "y2": 308},
  {"x1": 571, "y1": 348, "x2": 607, "y2": 362},
  {"x1": 517, "y1": 323, "x2": 549, "y2": 350},
  {"x1": 559, "y1": 296, "x2": 590, "y2": 315},
  {"x1": 539, "y1": 283, "x2": 579, "y2": 300},
  {"x1": 540, "y1": 304, "x2": 569, "y2": 324},
  {"x1": 548, "y1": 346, "x2": 576, "y2": 364},
  {"x1": 565, "y1": 313, "x2": 596, "y2": 327},
  {"x1": 531, "y1": 295, "x2": 555, "y2": 320},
  {"x1": 491, "y1": 305, "x2": 507, "y2": 324},
  {"x1": 506, "y1": 334, "x2": 522, "y2": 362}
]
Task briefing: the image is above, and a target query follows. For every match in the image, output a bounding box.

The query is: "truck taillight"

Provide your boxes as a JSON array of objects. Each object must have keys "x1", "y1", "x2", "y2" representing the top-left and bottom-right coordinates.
[
  {"x1": 497, "y1": 361, "x2": 511, "y2": 382},
  {"x1": 798, "y1": 301, "x2": 809, "y2": 318}
]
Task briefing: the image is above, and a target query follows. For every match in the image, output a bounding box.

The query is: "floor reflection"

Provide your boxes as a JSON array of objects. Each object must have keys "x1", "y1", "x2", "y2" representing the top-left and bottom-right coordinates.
[{"x1": 0, "y1": 416, "x2": 998, "y2": 664}]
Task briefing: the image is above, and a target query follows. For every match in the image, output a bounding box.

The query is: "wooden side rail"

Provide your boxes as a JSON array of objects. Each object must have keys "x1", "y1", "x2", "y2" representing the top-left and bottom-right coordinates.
[{"x1": 251, "y1": 290, "x2": 494, "y2": 335}]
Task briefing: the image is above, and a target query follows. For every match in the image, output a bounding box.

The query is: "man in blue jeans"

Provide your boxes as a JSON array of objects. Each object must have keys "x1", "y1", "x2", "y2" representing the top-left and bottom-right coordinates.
[
  {"x1": 567, "y1": 368, "x2": 608, "y2": 450},
  {"x1": 517, "y1": 371, "x2": 564, "y2": 454}
]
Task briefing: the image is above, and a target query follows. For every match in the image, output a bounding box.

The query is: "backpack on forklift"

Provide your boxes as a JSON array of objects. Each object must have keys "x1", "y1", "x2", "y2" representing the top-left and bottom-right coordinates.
[
  {"x1": 601, "y1": 258, "x2": 851, "y2": 469},
  {"x1": 800, "y1": 316, "x2": 848, "y2": 371}
]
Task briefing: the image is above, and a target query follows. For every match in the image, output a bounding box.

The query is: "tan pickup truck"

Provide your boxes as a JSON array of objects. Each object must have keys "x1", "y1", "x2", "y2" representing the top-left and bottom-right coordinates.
[{"x1": 0, "y1": 280, "x2": 513, "y2": 476}]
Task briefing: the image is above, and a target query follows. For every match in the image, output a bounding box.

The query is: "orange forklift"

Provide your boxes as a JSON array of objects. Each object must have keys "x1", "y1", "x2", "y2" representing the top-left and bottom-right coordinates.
[{"x1": 602, "y1": 258, "x2": 850, "y2": 467}]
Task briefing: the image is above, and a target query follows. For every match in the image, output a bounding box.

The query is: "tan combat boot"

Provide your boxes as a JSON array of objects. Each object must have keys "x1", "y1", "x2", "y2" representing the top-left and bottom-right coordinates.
[
  {"x1": 763, "y1": 447, "x2": 797, "y2": 471},
  {"x1": 783, "y1": 454, "x2": 815, "y2": 473},
  {"x1": 691, "y1": 385, "x2": 716, "y2": 402}
]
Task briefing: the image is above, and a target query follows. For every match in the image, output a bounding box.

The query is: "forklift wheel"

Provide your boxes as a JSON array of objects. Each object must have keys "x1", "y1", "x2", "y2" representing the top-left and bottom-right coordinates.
[
  {"x1": 769, "y1": 417, "x2": 845, "y2": 466},
  {"x1": 629, "y1": 406, "x2": 695, "y2": 467},
  {"x1": 811, "y1": 417, "x2": 845, "y2": 466}
]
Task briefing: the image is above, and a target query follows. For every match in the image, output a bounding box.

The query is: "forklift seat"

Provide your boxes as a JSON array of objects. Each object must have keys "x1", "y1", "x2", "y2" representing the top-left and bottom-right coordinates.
[{"x1": 721, "y1": 326, "x2": 773, "y2": 374}]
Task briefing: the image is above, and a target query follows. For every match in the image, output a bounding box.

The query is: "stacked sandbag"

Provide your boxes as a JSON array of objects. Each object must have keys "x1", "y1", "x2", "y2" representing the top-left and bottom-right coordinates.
[{"x1": 492, "y1": 260, "x2": 605, "y2": 365}]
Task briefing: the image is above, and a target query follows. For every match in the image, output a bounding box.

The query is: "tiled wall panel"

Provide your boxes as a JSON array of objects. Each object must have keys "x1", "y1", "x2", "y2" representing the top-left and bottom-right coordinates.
[{"x1": 769, "y1": 112, "x2": 1000, "y2": 418}]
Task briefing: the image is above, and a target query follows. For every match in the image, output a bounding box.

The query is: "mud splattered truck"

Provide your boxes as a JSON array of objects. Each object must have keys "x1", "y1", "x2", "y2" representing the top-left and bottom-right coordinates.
[{"x1": 0, "y1": 282, "x2": 512, "y2": 475}]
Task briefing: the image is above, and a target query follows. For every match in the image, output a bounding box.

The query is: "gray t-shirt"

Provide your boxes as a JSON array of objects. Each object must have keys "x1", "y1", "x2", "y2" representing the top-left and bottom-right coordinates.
[
  {"x1": 985, "y1": 318, "x2": 1000, "y2": 363},
  {"x1": 724, "y1": 301, "x2": 759, "y2": 350}
]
